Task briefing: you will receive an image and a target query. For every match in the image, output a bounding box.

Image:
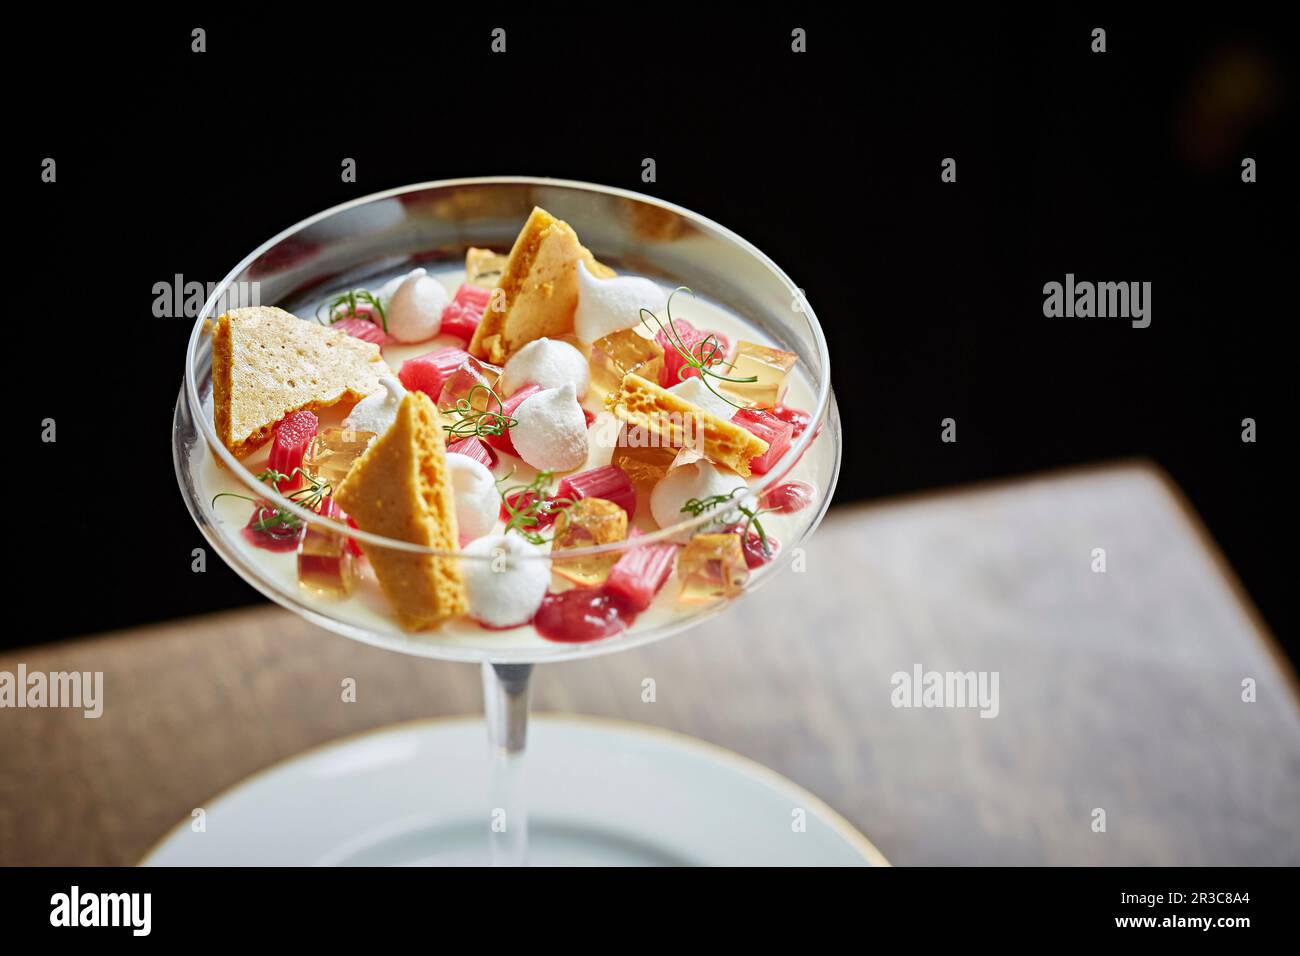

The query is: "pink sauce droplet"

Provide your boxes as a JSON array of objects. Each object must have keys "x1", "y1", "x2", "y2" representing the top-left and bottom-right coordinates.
[
  {"x1": 534, "y1": 589, "x2": 630, "y2": 643},
  {"x1": 761, "y1": 480, "x2": 815, "y2": 514},
  {"x1": 242, "y1": 505, "x2": 304, "y2": 552},
  {"x1": 740, "y1": 530, "x2": 780, "y2": 568}
]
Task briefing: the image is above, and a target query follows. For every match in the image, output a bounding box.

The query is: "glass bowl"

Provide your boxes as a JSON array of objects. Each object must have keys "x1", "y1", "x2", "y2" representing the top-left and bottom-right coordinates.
[{"x1": 173, "y1": 177, "x2": 840, "y2": 664}]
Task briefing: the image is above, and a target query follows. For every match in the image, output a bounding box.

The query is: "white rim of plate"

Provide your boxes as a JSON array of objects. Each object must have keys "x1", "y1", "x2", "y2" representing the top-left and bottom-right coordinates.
[{"x1": 139, "y1": 713, "x2": 889, "y2": 867}]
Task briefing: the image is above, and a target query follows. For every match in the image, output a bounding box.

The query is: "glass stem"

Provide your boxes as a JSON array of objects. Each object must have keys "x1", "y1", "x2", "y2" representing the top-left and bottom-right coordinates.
[{"x1": 482, "y1": 662, "x2": 533, "y2": 866}]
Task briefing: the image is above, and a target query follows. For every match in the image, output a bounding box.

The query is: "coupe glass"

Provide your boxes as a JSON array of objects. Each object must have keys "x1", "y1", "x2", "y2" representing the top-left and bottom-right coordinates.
[{"x1": 173, "y1": 178, "x2": 840, "y2": 864}]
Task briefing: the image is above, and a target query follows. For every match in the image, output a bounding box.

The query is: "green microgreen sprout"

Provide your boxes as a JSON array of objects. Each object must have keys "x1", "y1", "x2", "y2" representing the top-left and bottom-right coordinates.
[
  {"x1": 212, "y1": 467, "x2": 332, "y2": 535},
  {"x1": 442, "y1": 384, "x2": 518, "y2": 441},
  {"x1": 639, "y1": 287, "x2": 758, "y2": 409},
  {"x1": 681, "y1": 486, "x2": 774, "y2": 556},
  {"x1": 497, "y1": 469, "x2": 574, "y2": 546},
  {"x1": 316, "y1": 288, "x2": 388, "y2": 333}
]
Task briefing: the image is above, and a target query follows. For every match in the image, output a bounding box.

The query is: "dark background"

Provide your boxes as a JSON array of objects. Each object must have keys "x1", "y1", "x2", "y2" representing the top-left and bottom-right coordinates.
[{"x1": 17, "y1": 10, "x2": 1292, "y2": 655}]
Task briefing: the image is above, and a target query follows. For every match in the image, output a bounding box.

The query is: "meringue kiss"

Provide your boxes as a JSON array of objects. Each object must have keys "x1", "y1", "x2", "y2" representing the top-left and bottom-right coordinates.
[
  {"x1": 574, "y1": 259, "x2": 667, "y2": 344},
  {"x1": 384, "y1": 268, "x2": 449, "y2": 344},
  {"x1": 510, "y1": 382, "x2": 589, "y2": 472},
  {"x1": 343, "y1": 376, "x2": 407, "y2": 438},
  {"x1": 501, "y1": 337, "x2": 590, "y2": 398}
]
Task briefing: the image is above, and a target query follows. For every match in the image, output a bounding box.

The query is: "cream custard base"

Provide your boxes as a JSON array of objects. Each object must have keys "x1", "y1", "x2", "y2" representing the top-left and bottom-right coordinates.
[{"x1": 199, "y1": 265, "x2": 833, "y2": 654}]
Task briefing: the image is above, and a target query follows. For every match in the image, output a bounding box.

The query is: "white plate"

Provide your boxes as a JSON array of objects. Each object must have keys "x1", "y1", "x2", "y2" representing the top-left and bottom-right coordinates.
[{"x1": 143, "y1": 715, "x2": 886, "y2": 867}]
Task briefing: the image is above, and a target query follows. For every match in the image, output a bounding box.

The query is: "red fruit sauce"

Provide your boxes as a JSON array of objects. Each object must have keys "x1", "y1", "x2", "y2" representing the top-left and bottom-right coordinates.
[
  {"x1": 740, "y1": 529, "x2": 780, "y2": 568},
  {"x1": 241, "y1": 504, "x2": 304, "y2": 552},
  {"x1": 499, "y1": 490, "x2": 562, "y2": 529},
  {"x1": 533, "y1": 589, "x2": 631, "y2": 643},
  {"x1": 761, "y1": 480, "x2": 815, "y2": 514}
]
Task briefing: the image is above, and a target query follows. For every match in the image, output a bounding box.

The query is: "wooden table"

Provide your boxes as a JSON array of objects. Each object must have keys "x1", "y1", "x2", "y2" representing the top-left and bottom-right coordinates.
[{"x1": 3, "y1": 461, "x2": 1298, "y2": 865}]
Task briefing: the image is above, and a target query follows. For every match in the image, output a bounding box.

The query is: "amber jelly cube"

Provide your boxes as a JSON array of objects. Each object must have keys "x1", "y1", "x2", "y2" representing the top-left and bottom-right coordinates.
[
  {"x1": 590, "y1": 329, "x2": 664, "y2": 396},
  {"x1": 297, "y1": 499, "x2": 356, "y2": 597},
  {"x1": 610, "y1": 425, "x2": 678, "y2": 494},
  {"x1": 678, "y1": 532, "x2": 750, "y2": 603},
  {"x1": 302, "y1": 426, "x2": 376, "y2": 488},
  {"x1": 437, "y1": 356, "x2": 504, "y2": 414},
  {"x1": 720, "y1": 340, "x2": 798, "y2": 408},
  {"x1": 551, "y1": 497, "x2": 628, "y2": 587}
]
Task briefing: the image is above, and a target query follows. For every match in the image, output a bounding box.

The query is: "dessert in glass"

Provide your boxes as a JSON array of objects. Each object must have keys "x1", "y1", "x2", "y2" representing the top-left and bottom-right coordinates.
[{"x1": 174, "y1": 179, "x2": 840, "y2": 863}]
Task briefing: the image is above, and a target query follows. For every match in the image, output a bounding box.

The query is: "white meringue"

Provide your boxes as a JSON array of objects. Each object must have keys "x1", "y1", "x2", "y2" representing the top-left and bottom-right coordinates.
[
  {"x1": 650, "y1": 461, "x2": 753, "y2": 535},
  {"x1": 445, "y1": 453, "x2": 499, "y2": 542},
  {"x1": 377, "y1": 276, "x2": 401, "y2": 304},
  {"x1": 376, "y1": 268, "x2": 417, "y2": 306},
  {"x1": 501, "y1": 337, "x2": 590, "y2": 398},
  {"x1": 510, "y1": 383, "x2": 589, "y2": 472},
  {"x1": 668, "y1": 377, "x2": 737, "y2": 421},
  {"x1": 574, "y1": 259, "x2": 668, "y2": 343},
  {"x1": 460, "y1": 534, "x2": 550, "y2": 628},
  {"x1": 383, "y1": 268, "x2": 448, "y2": 343},
  {"x1": 342, "y1": 376, "x2": 406, "y2": 437}
]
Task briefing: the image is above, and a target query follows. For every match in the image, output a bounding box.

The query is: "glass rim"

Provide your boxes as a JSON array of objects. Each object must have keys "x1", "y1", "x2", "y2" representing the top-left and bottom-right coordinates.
[{"x1": 181, "y1": 176, "x2": 833, "y2": 560}]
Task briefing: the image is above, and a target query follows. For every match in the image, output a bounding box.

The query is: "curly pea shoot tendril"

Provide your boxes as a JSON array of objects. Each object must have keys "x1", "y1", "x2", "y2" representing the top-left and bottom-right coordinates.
[
  {"x1": 639, "y1": 287, "x2": 758, "y2": 410},
  {"x1": 681, "y1": 487, "x2": 774, "y2": 556},
  {"x1": 442, "y1": 384, "x2": 518, "y2": 441},
  {"x1": 315, "y1": 289, "x2": 388, "y2": 333},
  {"x1": 496, "y1": 469, "x2": 574, "y2": 545},
  {"x1": 211, "y1": 468, "x2": 333, "y2": 534}
]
